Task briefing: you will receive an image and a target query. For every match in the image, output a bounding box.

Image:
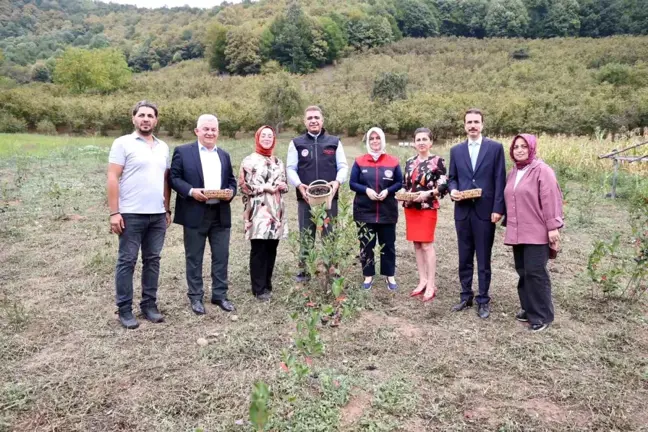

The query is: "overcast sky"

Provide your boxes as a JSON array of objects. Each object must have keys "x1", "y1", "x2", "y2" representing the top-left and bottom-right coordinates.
[{"x1": 106, "y1": 0, "x2": 239, "y2": 8}]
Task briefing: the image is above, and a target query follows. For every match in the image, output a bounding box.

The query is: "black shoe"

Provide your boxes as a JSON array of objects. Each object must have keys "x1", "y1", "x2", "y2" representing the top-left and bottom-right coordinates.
[
  {"x1": 529, "y1": 323, "x2": 549, "y2": 332},
  {"x1": 477, "y1": 303, "x2": 490, "y2": 319},
  {"x1": 117, "y1": 308, "x2": 139, "y2": 329},
  {"x1": 190, "y1": 299, "x2": 206, "y2": 315},
  {"x1": 211, "y1": 298, "x2": 236, "y2": 312},
  {"x1": 141, "y1": 303, "x2": 164, "y2": 323},
  {"x1": 515, "y1": 310, "x2": 528, "y2": 322},
  {"x1": 295, "y1": 271, "x2": 311, "y2": 282},
  {"x1": 452, "y1": 299, "x2": 473, "y2": 312},
  {"x1": 256, "y1": 292, "x2": 271, "y2": 302}
]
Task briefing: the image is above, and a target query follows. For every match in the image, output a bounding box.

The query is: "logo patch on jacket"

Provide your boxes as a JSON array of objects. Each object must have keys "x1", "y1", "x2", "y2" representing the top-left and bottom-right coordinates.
[
  {"x1": 384, "y1": 170, "x2": 393, "y2": 178},
  {"x1": 323, "y1": 148, "x2": 336, "y2": 155},
  {"x1": 301, "y1": 149, "x2": 309, "y2": 157}
]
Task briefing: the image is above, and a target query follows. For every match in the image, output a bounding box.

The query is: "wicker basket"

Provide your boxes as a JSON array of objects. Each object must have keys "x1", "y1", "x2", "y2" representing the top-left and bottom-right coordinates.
[
  {"x1": 395, "y1": 189, "x2": 421, "y2": 202},
  {"x1": 306, "y1": 180, "x2": 333, "y2": 208},
  {"x1": 460, "y1": 188, "x2": 482, "y2": 199},
  {"x1": 203, "y1": 189, "x2": 232, "y2": 200}
]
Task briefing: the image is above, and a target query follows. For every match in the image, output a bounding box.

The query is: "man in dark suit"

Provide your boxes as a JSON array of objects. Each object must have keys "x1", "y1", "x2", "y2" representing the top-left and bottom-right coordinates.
[
  {"x1": 170, "y1": 114, "x2": 237, "y2": 315},
  {"x1": 448, "y1": 108, "x2": 506, "y2": 319}
]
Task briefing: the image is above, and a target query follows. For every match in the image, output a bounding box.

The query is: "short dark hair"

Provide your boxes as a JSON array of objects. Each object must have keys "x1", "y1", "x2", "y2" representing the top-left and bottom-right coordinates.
[
  {"x1": 132, "y1": 100, "x2": 158, "y2": 117},
  {"x1": 464, "y1": 108, "x2": 483, "y2": 122},
  {"x1": 414, "y1": 127, "x2": 433, "y2": 140},
  {"x1": 304, "y1": 105, "x2": 323, "y2": 117}
]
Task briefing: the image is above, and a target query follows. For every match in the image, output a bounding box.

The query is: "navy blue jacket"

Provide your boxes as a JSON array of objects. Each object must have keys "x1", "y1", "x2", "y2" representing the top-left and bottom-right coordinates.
[
  {"x1": 349, "y1": 154, "x2": 403, "y2": 224},
  {"x1": 293, "y1": 130, "x2": 340, "y2": 201},
  {"x1": 448, "y1": 137, "x2": 506, "y2": 221},
  {"x1": 170, "y1": 141, "x2": 237, "y2": 229}
]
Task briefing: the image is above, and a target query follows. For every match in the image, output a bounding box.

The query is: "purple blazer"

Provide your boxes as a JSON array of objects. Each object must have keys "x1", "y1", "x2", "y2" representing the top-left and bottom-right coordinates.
[{"x1": 504, "y1": 159, "x2": 563, "y2": 245}]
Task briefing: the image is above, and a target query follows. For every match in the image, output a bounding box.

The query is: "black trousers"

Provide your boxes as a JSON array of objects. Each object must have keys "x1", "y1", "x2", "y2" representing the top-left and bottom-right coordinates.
[
  {"x1": 455, "y1": 208, "x2": 496, "y2": 304},
  {"x1": 357, "y1": 223, "x2": 396, "y2": 277},
  {"x1": 183, "y1": 206, "x2": 230, "y2": 302},
  {"x1": 250, "y1": 239, "x2": 280, "y2": 296},
  {"x1": 513, "y1": 244, "x2": 554, "y2": 325}
]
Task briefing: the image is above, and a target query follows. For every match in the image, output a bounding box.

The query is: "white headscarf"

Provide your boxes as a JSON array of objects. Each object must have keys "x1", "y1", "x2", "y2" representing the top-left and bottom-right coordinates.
[{"x1": 365, "y1": 127, "x2": 386, "y2": 161}]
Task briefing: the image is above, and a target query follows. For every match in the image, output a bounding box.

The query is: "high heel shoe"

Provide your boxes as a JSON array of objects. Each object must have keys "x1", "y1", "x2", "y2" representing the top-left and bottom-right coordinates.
[{"x1": 422, "y1": 287, "x2": 437, "y2": 302}]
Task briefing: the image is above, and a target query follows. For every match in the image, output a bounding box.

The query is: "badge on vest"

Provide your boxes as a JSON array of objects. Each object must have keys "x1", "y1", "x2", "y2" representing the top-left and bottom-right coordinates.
[
  {"x1": 323, "y1": 149, "x2": 336, "y2": 155},
  {"x1": 301, "y1": 149, "x2": 309, "y2": 157},
  {"x1": 384, "y1": 170, "x2": 393, "y2": 178},
  {"x1": 362, "y1": 169, "x2": 368, "y2": 173}
]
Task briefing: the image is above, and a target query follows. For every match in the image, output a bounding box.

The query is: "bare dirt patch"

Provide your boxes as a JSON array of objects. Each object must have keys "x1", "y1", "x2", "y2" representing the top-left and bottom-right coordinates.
[
  {"x1": 340, "y1": 389, "x2": 372, "y2": 428},
  {"x1": 357, "y1": 311, "x2": 425, "y2": 340}
]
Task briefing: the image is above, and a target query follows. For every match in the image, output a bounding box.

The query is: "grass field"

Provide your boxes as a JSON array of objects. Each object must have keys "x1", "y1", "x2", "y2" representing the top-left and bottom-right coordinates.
[{"x1": 1, "y1": 133, "x2": 647, "y2": 432}]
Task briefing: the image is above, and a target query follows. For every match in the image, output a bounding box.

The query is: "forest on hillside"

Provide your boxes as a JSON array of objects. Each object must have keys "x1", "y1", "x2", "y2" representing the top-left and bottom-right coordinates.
[
  {"x1": 2, "y1": 36, "x2": 648, "y2": 139},
  {"x1": 1, "y1": 0, "x2": 648, "y2": 83}
]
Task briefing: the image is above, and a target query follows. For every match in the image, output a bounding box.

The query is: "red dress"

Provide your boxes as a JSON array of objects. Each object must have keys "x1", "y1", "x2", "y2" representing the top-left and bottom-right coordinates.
[{"x1": 402, "y1": 155, "x2": 448, "y2": 243}]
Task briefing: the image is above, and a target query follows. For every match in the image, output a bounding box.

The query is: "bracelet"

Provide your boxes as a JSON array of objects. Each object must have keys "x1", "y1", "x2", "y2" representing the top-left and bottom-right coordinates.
[{"x1": 110, "y1": 211, "x2": 120, "y2": 216}]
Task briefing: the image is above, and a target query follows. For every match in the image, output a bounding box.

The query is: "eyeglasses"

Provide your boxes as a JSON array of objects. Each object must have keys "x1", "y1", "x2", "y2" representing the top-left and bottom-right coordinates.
[{"x1": 306, "y1": 116, "x2": 321, "y2": 121}]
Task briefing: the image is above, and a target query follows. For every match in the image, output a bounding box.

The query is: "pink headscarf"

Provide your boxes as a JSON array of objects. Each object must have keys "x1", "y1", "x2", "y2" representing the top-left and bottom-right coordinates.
[{"x1": 510, "y1": 134, "x2": 537, "y2": 170}]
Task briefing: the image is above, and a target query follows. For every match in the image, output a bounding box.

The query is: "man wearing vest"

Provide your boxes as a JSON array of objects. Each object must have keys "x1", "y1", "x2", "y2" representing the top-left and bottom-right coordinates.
[{"x1": 286, "y1": 105, "x2": 349, "y2": 282}]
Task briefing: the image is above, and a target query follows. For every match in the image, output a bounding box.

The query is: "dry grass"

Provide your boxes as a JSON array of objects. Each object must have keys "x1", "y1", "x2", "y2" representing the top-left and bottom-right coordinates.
[{"x1": 1, "y1": 134, "x2": 647, "y2": 432}]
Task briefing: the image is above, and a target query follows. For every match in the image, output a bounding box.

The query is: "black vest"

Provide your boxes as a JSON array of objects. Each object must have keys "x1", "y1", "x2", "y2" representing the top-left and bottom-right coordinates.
[{"x1": 293, "y1": 129, "x2": 339, "y2": 201}]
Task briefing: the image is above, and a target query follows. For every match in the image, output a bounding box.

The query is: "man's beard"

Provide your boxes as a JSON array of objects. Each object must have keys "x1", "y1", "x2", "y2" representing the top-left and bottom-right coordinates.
[{"x1": 137, "y1": 126, "x2": 153, "y2": 136}]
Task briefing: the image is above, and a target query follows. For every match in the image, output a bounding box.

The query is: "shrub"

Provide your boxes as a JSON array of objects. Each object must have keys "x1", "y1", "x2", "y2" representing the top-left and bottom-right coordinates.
[
  {"x1": 595, "y1": 63, "x2": 646, "y2": 87},
  {"x1": 372, "y1": 72, "x2": 408, "y2": 102},
  {"x1": 35, "y1": 119, "x2": 57, "y2": 135},
  {"x1": 0, "y1": 113, "x2": 27, "y2": 133}
]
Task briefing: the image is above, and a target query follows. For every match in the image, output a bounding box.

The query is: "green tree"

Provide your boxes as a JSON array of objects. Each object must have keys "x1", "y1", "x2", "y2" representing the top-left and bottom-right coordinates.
[
  {"x1": 205, "y1": 22, "x2": 228, "y2": 72},
  {"x1": 225, "y1": 26, "x2": 262, "y2": 75},
  {"x1": 485, "y1": 0, "x2": 530, "y2": 37},
  {"x1": 372, "y1": 72, "x2": 408, "y2": 102},
  {"x1": 265, "y1": 2, "x2": 317, "y2": 73},
  {"x1": 435, "y1": 0, "x2": 489, "y2": 37},
  {"x1": 53, "y1": 47, "x2": 131, "y2": 93},
  {"x1": 578, "y1": 0, "x2": 625, "y2": 37},
  {"x1": 543, "y1": 0, "x2": 580, "y2": 37},
  {"x1": 524, "y1": 0, "x2": 580, "y2": 37},
  {"x1": 346, "y1": 14, "x2": 394, "y2": 50},
  {"x1": 318, "y1": 16, "x2": 347, "y2": 63},
  {"x1": 395, "y1": 0, "x2": 439, "y2": 38},
  {"x1": 259, "y1": 72, "x2": 303, "y2": 132}
]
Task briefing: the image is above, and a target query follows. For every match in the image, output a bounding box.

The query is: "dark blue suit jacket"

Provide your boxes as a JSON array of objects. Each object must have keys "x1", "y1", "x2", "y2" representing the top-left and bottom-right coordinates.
[
  {"x1": 448, "y1": 137, "x2": 506, "y2": 221},
  {"x1": 170, "y1": 141, "x2": 237, "y2": 229}
]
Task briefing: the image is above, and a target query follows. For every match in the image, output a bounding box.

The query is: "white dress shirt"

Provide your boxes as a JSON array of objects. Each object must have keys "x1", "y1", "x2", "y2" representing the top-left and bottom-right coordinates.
[{"x1": 190, "y1": 142, "x2": 222, "y2": 204}]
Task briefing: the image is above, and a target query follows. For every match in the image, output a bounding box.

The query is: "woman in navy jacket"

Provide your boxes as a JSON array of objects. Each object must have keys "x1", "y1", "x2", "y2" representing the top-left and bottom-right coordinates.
[{"x1": 350, "y1": 127, "x2": 403, "y2": 290}]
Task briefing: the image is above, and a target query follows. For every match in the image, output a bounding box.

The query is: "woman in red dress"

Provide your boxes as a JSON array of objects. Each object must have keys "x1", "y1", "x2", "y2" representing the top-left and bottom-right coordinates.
[{"x1": 402, "y1": 128, "x2": 449, "y2": 301}]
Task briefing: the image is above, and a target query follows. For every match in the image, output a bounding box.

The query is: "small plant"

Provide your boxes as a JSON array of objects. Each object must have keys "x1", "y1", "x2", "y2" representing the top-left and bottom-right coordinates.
[
  {"x1": 0, "y1": 291, "x2": 29, "y2": 332},
  {"x1": 293, "y1": 310, "x2": 324, "y2": 357},
  {"x1": 587, "y1": 200, "x2": 648, "y2": 298},
  {"x1": 291, "y1": 189, "x2": 364, "y2": 326},
  {"x1": 47, "y1": 179, "x2": 69, "y2": 220},
  {"x1": 249, "y1": 381, "x2": 271, "y2": 431}
]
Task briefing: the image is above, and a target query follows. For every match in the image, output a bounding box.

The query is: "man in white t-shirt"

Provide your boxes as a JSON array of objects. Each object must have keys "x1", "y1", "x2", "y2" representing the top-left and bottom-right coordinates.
[{"x1": 107, "y1": 100, "x2": 171, "y2": 329}]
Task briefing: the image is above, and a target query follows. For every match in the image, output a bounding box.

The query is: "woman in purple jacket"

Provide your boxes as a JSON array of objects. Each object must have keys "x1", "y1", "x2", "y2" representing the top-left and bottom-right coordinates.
[{"x1": 504, "y1": 134, "x2": 563, "y2": 332}]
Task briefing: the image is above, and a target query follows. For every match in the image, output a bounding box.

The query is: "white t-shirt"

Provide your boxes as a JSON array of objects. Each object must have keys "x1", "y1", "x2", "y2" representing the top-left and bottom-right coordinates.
[
  {"x1": 108, "y1": 132, "x2": 170, "y2": 214},
  {"x1": 514, "y1": 166, "x2": 528, "y2": 189}
]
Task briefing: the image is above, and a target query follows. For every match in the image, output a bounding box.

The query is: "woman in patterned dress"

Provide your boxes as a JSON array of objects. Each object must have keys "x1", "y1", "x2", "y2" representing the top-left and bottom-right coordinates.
[
  {"x1": 402, "y1": 128, "x2": 449, "y2": 301},
  {"x1": 238, "y1": 125, "x2": 288, "y2": 301}
]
